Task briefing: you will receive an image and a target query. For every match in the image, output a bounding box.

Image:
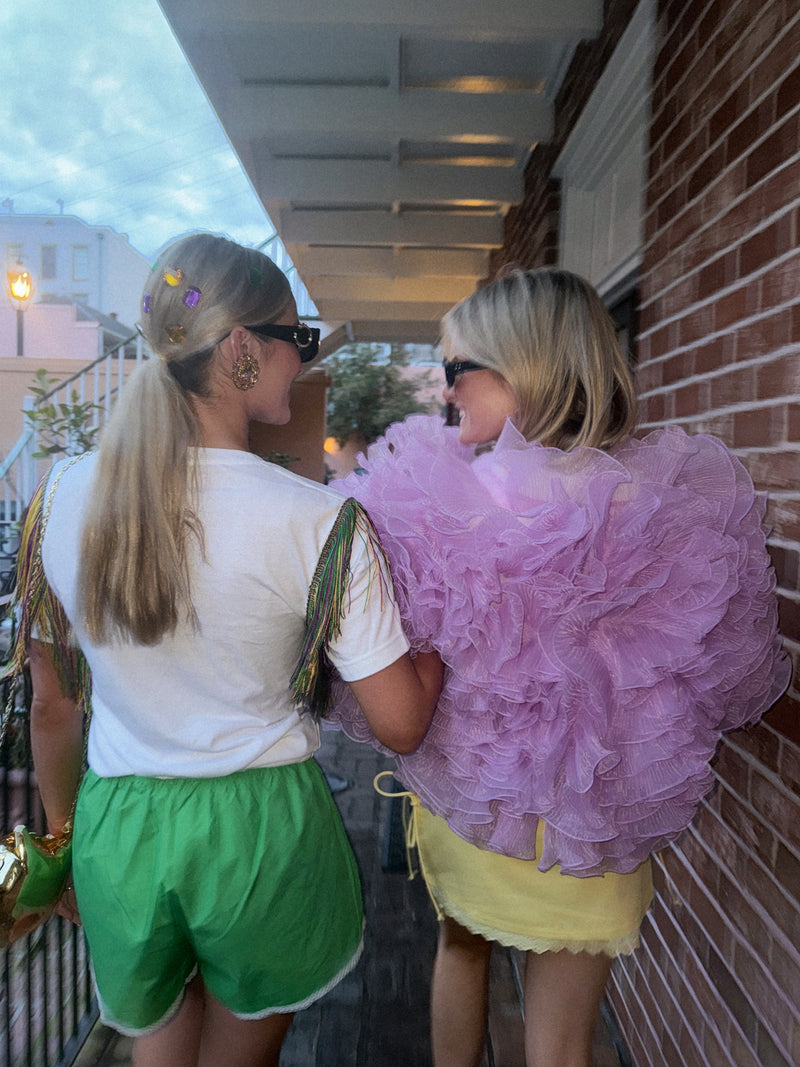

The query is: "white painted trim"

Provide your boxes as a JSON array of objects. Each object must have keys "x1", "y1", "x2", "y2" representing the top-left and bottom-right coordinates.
[{"x1": 553, "y1": 0, "x2": 656, "y2": 298}]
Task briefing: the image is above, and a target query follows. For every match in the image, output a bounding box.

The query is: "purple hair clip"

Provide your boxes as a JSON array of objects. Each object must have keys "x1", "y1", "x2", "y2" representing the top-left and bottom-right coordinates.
[
  {"x1": 183, "y1": 286, "x2": 201, "y2": 309},
  {"x1": 142, "y1": 293, "x2": 151, "y2": 314}
]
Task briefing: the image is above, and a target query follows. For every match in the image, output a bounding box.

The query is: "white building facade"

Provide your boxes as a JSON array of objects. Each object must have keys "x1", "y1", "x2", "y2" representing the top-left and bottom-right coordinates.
[
  {"x1": 0, "y1": 212, "x2": 151, "y2": 459},
  {"x1": 1, "y1": 211, "x2": 150, "y2": 336}
]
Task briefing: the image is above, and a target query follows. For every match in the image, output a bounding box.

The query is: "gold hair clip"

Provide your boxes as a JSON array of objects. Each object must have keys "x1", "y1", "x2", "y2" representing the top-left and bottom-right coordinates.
[
  {"x1": 166, "y1": 324, "x2": 186, "y2": 344},
  {"x1": 163, "y1": 268, "x2": 183, "y2": 287}
]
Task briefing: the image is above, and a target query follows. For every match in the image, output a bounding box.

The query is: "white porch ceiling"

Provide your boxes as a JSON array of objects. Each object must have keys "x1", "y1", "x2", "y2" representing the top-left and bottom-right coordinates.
[{"x1": 158, "y1": 0, "x2": 603, "y2": 351}]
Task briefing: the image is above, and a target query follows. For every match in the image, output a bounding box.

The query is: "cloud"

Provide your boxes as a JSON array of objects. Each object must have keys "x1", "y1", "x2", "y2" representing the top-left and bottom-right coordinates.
[{"x1": 0, "y1": 0, "x2": 273, "y2": 259}]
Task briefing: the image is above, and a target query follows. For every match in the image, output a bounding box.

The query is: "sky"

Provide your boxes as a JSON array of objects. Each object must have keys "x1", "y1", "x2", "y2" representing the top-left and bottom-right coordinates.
[{"x1": 0, "y1": 1, "x2": 277, "y2": 262}]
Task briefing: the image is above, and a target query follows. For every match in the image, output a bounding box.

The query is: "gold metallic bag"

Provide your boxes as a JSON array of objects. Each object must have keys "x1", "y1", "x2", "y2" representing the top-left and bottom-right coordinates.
[{"x1": 0, "y1": 823, "x2": 72, "y2": 947}]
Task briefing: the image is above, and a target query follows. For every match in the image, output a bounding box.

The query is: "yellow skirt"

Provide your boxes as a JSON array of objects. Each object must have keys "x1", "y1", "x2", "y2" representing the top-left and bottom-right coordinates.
[{"x1": 413, "y1": 801, "x2": 653, "y2": 957}]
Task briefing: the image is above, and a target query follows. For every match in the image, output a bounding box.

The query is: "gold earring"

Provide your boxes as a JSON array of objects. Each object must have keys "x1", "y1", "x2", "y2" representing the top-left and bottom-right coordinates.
[{"x1": 231, "y1": 343, "x2": 260, "y2": 390}]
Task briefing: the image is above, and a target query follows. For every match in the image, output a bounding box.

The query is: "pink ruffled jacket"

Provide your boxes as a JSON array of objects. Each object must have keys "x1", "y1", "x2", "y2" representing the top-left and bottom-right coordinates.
[{"x1": 327, "y1": 414, "x2": 790, "y2": 877}]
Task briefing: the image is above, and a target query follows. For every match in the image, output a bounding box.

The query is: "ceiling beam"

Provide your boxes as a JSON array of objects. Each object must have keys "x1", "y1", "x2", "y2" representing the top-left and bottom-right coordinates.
[
  {"x1": 316, "y1": 319, "x2": 445, "y2": 349},
  {"x1": 279, "y1": 209, "x2": 505, "y2": 247},
  {"x1": 315, "y1": 323, "x2": 350, "y2": 357},
  {"x1": 307, "y1": 274, "x2": 475, "y2": 302},
  {"x1": 313, "y1": 296, "x2": 455, "y2": 321},
  {"x1": 291, "y1": 246, "x2": 490, "y2": 278},
  {"x1": 253, "y1": 160, "x2": 523, "y2": 205},
  {"x1": 219, "y1": 87, "x2": 553, "y2": 142}
]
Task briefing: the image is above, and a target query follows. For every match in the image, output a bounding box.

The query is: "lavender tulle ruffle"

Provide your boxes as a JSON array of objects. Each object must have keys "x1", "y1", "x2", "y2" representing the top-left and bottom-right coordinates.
[{"x1": 327, "y1": 415, "x2": 790, "y2": 876}]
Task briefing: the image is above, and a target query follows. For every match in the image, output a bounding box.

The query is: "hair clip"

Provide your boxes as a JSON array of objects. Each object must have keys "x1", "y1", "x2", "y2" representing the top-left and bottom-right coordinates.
[
  {"x1": 183, "y1": 286, "x2": 201, "y2": 308},
  {"x1": 166, "y1": 324, "x2": 186, "y2": 344},
  {"x1": 142, "y1": 293, "x2": 151, "y2": 314},
  {"x1": 163, "y1": 268, "x2": 183, "y2": 287},
  {"x1": 249, "y1": 267, "x2": 264, "y2": 286}
]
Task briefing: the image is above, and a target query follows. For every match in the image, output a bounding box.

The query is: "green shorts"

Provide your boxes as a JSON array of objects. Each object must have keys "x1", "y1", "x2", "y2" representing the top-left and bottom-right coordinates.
[{"x1": 73, "y1": 760, "x2": 363, "y2": 1036}]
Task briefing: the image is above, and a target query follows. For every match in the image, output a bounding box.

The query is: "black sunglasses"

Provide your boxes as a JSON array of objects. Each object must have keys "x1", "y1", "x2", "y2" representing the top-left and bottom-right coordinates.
[
  {"x1": 442, "y1": 359, "x2": 485, "y2": 387},
  {"x1": 249, "y1": 322, "x2": 321, "y2": 362}
]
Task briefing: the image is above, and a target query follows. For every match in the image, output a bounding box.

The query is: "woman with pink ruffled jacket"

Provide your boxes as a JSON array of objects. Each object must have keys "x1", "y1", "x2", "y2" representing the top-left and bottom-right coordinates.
[{"x1": 328, "y1": 268, "x2": 790, "y2": 1067}]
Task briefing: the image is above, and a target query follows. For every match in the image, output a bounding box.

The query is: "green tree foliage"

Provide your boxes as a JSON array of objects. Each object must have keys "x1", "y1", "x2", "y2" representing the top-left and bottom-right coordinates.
[
  {"x1": 24, "y1": 369, "x2": 101, "y2": 459},
  {"x1": 325, "y1": 344, "x2": 435, "y2": 447}
]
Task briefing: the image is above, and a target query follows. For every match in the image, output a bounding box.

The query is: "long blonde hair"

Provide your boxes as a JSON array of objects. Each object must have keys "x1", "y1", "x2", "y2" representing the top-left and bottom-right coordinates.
[
  {"x1": 79, "y1": 232, "x2": 292, "y2": 644},
  {"x1": 441, "y1": 269, "x2": 637, "y2": 451}
]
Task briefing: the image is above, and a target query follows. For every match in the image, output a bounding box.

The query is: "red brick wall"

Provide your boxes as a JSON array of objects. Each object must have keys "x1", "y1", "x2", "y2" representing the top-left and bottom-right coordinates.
[
  {"x1": 618, "y1": 0, "x2": 800, "y2": 1062},
  {"x1": 494, "y1": 0, "x2": 800, "y2": 1062}
]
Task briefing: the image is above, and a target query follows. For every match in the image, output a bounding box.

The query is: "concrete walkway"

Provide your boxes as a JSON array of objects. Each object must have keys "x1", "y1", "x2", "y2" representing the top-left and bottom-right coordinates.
[{"x1": 74, "y1": 728, "x2": 624, "y2": 1066}]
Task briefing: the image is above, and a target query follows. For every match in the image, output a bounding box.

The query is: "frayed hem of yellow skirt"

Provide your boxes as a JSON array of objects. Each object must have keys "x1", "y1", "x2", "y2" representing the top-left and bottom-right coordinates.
[{"x1": 428, "y1": 886, "x2": 642, "y2": 958}]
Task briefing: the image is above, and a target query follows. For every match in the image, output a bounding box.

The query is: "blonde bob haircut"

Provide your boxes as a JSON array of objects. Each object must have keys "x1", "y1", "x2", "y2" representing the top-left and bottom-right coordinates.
[
  {"x1": 79, "y1": 232, "x2": 292, "y2": 645},
  {"x1": 441, "y1": 268, "x2": 637, "y2": 452}
]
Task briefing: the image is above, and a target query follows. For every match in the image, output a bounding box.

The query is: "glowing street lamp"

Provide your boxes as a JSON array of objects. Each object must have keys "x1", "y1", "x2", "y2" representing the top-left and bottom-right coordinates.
[{"x1": 5, "y1": 262, "x2": 36, "y2": 356}]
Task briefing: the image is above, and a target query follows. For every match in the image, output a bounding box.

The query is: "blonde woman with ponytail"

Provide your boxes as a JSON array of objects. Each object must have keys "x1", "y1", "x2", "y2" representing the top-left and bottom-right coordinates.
[{"x1": 21, "y1": 232, "x2": 442, "y2": 1067}]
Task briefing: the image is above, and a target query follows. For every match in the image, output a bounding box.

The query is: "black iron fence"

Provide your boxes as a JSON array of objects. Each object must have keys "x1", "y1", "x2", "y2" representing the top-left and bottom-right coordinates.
[
  {"x1": 0, "y1": 506, "x2": 21, "y2": 608},
  {"x1": 1, "y1": 650, "x2": 97, "y2": 1067}
]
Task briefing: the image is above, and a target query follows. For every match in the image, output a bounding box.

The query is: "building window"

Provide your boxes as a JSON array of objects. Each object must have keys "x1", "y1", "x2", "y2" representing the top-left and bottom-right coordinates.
[
  {"x1": 72, "y1": 245, "x2": 89, "y2": 281},
  {"x1": 6, "y1": 243, "x2": 23, "y2": 264},
  {"x1": 41, "y1": 244, "x2": 57, "y2": 280}
]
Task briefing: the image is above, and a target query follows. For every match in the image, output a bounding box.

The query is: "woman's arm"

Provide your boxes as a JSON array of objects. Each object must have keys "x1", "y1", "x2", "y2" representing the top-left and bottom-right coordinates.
[
  {"x1": 28, "y1": 639, "x2": 84, "y2": 836},
  {"x1": 346, "y1": 649, "x2": 443, "y2": 754}
]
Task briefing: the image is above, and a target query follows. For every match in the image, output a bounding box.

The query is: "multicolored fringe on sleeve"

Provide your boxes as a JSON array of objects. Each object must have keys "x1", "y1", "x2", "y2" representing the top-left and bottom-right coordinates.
[
  {"x1": 290, "y1": 497, "x2": 391, "y2": 716},
  {"x1": 1, "y1": 459, "x2": 91, "y2": 716}
]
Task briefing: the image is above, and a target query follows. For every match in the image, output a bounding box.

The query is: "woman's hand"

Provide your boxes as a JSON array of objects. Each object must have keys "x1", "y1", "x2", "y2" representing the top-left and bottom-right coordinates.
[{"x1": 55, "y1": 881, "x2": 81, "y2": 926}]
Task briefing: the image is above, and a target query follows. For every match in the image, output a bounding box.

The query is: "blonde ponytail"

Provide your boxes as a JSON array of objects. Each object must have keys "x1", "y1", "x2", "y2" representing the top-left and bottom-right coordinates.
[
  {"x1": 79, "y1": 358, "x2": 203, "y2": 643},
  {"x1": 78, "y1": 232, "x2": 292, "y2": 644}
]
